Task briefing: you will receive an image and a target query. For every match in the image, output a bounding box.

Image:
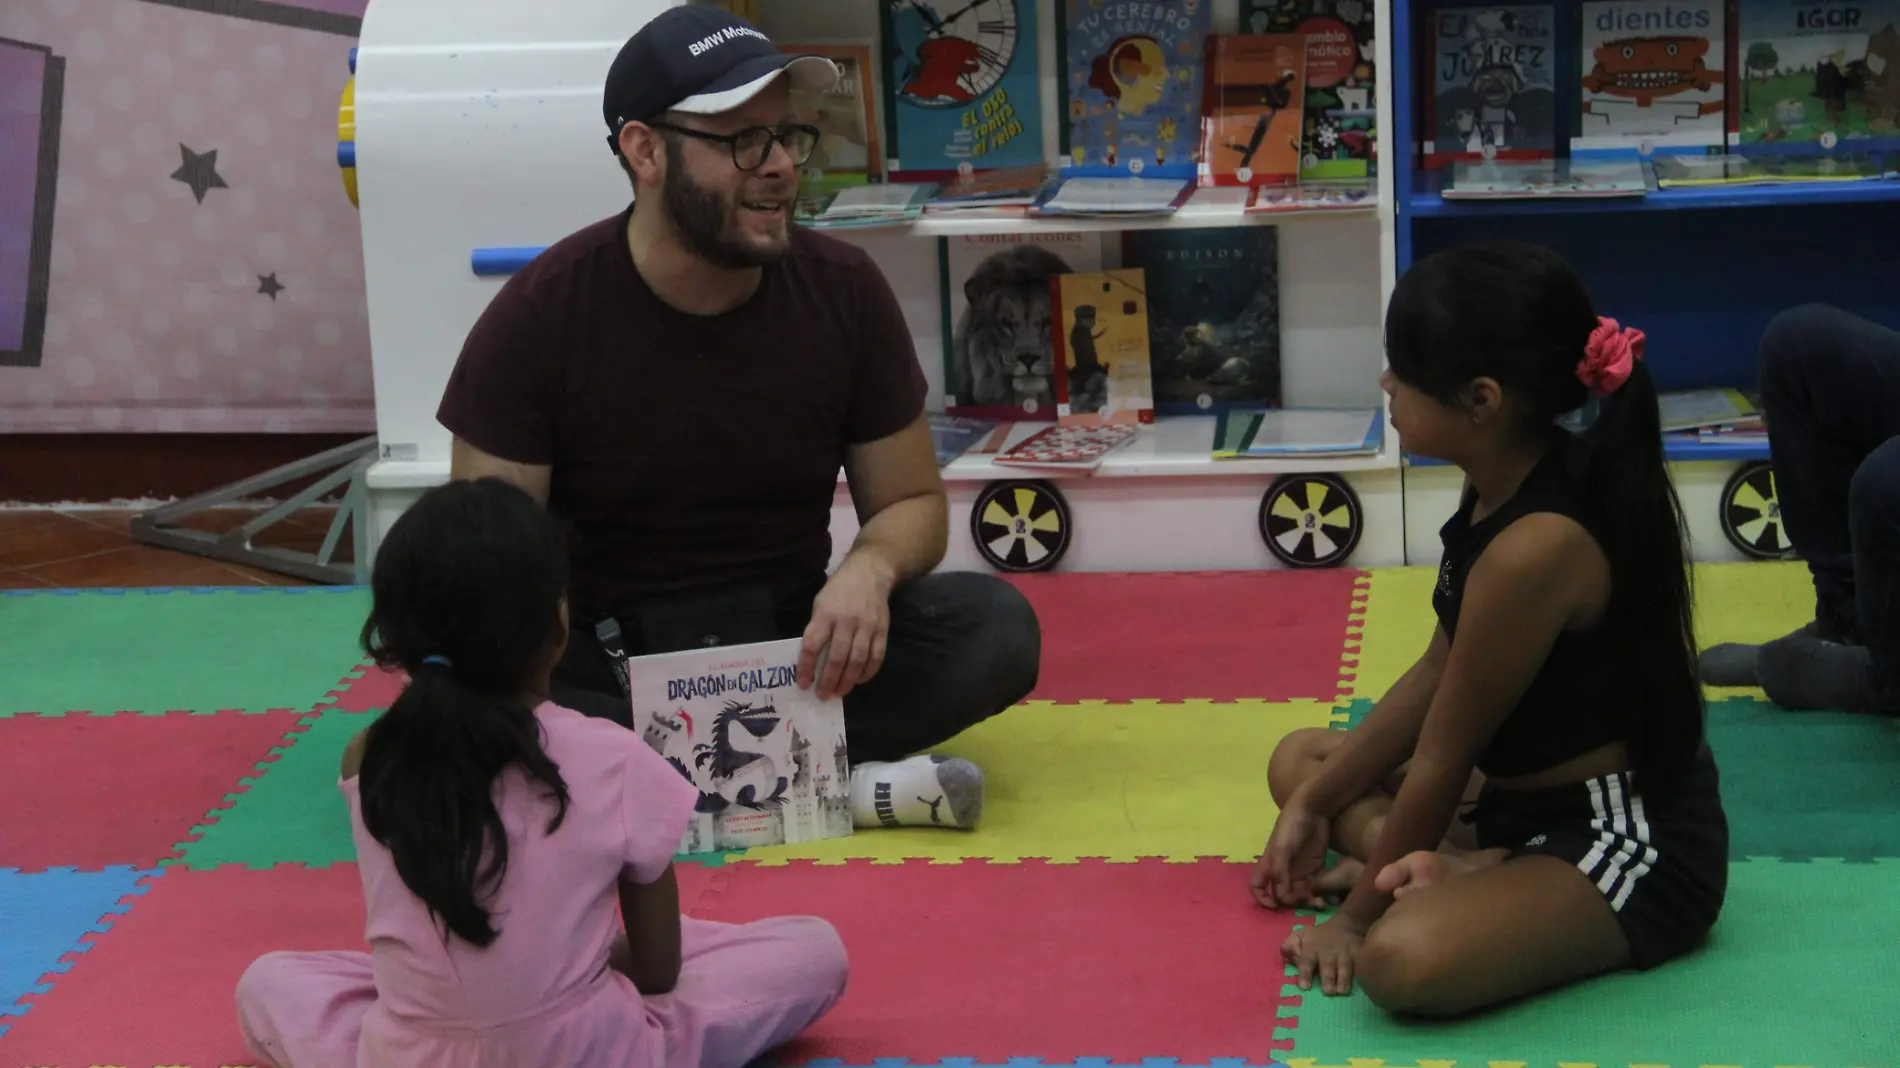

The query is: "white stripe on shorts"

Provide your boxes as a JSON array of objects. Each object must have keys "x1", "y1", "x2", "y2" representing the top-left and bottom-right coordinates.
[{"x1": 1577, "y1": 773, "x2": 1660, "y2": 913}]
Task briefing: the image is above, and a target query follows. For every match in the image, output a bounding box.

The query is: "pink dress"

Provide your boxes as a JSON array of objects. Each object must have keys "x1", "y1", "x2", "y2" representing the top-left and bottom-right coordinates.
[{"x1": 234, "y1": 701, "x2": 847, "y2": 1068}]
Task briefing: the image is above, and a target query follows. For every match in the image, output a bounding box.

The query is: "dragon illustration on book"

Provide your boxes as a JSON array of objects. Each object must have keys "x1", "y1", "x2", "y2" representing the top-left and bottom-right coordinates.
[{"x1": 678, "y1": 699, "x2": 789, "y2": 813}]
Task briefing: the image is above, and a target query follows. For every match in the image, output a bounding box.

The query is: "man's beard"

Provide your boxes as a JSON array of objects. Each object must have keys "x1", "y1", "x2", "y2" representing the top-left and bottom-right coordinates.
[{"x1": 661, "y1": 153, "x2": 789, "y2": 270}]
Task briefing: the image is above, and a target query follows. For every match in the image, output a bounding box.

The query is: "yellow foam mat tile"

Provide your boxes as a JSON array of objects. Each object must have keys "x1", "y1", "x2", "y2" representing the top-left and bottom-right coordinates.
[
  {"x1": 1693, "y1": 561, "x2": 1815, "y2": 700},
  {"x1": 744, "y1": 698, "x2": 1340, "y2": 865},
  {"x1": 1344, "y1": 568, "x2": 1438, "y2": 701}
]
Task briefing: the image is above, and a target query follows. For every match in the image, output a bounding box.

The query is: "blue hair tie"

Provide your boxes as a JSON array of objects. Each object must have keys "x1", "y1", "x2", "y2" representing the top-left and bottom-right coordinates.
[{"x1": 421, "y1": 655, "x2": 453, "y2": 669}]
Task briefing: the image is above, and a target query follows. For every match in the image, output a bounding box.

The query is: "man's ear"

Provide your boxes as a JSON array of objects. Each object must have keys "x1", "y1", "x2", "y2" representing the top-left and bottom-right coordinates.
[{"x1": 618, "y1": 122, "x2": 667, "y2": 186}]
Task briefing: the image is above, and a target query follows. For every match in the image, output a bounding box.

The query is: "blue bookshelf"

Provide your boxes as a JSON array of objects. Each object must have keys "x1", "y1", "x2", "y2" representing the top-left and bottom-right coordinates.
[{"x1": 1388, "y1": 0, "x2": 1900, "y2": 397}]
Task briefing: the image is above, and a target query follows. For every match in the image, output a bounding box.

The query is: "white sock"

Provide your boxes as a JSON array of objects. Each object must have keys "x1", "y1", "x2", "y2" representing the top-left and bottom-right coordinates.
[{"x1": 848, "y1": 755, "x2": 984, "y2": 830}]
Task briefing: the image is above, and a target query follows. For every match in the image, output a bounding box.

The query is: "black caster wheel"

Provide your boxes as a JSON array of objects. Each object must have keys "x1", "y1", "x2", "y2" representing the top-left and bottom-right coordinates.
[
  {"x1": 1259, "y1": 472, "x2": 1363, "y2": 569},
  {"x1": 970, "y1": 479, "x2": 1072, "y2": 573},
  {"x1": 1720, "y1": 461, "x2": 1798, "y2": 561}
]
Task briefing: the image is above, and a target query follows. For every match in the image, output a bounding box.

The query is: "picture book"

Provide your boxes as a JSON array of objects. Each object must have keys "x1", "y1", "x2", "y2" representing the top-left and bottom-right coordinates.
[
  {"x1": 1575, "y1": 0, "x2": 1728, "y2": 157},
  {"x1": 993, "y1": 421, "x2": 1143, "y2": 468},
  {"x1": 1242, "y1": 0, "x2": 1380, "y2": 179},
  {"x1": 1201, "y1": 34, "x2": 1309, "y2": 186},
  {"x1": 1442, "y1": 157, "x2": 1649, "y2": 196},
  {"x1": 1425, "y1": 5, "x2": 1558, "y2": 168},
  {"x1": 785, "y1": 42, "x2": 881, "y2": 186},
  {"x1": 1120, "y1": 227, "x2": 1283, "y2": 412},
  {"x1": 1729, "y1": 0, "x2": 1900, "y2": 155},
  {"x1": 631, "y1": 638, "x2": 852, "y2": 855},
  {"x1": 1650, "y1": 151, "x2": 1888, "y2": 182},
  {"x1": 1050, "y1": 268, "x2": 1157, "y2": 425},
  {"x1": 941, "y1": 231, "x2": 1107, "y2": 421},
  {"x1": 1059, "y1": 0, "x2": 1214, "y2": 178},
  {"x1": 879, "y1": 0, "x2": 1044, "y2": 178}
]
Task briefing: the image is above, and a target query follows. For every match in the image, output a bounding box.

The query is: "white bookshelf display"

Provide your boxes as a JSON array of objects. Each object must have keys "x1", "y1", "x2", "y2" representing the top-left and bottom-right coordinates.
[{"x1": 350, "y1": 0, "x2": 1406, "y2": 574}]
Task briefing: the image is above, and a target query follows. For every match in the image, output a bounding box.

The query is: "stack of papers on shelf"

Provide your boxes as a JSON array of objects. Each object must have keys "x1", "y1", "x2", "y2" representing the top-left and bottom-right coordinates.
[
  {"x1": 1029, "y1": 175, "x2": 1197, "y2": 217},
  {"x1": 1247, "y1": 180, "x2": 1376, "y2": 213},
  {"x1": 993, "y1": 423, "x2": 1142, "y2": 470},
  {"x1": 1658, "y1": 388, "x2": 1764, "y2": 444},
  {"x1": 1212, "y1": 407, "x2": 1384, "y2": 458},
  {"x1": 796, "y1": 183, "x2": 937, "y2": 228},
  {"x1": 1443, "y1": 159, "x2": 1648, "y2": 200}
]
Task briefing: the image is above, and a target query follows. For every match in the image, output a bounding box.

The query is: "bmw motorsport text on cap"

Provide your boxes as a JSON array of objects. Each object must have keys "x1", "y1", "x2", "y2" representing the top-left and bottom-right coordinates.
[{"x1": 603, "y1": 5, "x2": 840, "y2": 141}]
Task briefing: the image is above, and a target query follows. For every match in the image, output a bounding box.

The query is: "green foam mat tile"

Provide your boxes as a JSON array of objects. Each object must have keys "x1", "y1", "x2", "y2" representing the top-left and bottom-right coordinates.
[
  {"x1": 1282, "y1": 857, "x2": 1900, "y2": 1068},
  {"x1": 171, "y1": 708, "x2": 368, "y2": 869},
  {"x1": 1707, "y1": 696, "x2": 1900, "y2": 862},
  {"x1": 1, "y1": 588, "x2": 372, "y2": 717}
]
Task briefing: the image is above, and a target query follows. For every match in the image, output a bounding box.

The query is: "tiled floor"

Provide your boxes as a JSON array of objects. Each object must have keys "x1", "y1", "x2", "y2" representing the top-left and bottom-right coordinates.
[{"x1": 0, "y1": 507, "x2": 347, "y2": 590}]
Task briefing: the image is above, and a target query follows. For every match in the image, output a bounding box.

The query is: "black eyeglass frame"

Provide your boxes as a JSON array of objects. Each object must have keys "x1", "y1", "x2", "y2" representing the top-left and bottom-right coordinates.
[{"x1": 631, "y1": 120, "x2": 822, "y2": 171}]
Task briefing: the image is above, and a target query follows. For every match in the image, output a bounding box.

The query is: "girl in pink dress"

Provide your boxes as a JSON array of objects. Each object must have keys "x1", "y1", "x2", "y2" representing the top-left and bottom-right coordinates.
[{"x1": 234, "y1": 476, "x2": 848, "y2": 1068}]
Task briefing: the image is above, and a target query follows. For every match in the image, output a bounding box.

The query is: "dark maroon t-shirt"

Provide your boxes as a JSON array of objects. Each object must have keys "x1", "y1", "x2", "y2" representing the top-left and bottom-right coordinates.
[{"x1": 437, "y1": 208, "x2": 927, "y2": 619}]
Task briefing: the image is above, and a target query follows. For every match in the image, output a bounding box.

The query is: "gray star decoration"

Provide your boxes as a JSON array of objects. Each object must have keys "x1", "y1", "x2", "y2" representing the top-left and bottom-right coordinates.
[
  {"x1": 171, "y1": 144, "x2": 228, "y2": 203},
  {"x1": 257, "y1": 273, "x2": 285, "y2": 300}
]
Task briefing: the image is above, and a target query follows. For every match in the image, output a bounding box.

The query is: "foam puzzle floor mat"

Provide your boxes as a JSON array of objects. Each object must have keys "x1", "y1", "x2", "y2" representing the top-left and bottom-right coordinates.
[{"x1": 1, "y1": 566, "x2": 1893, "y2": 1068}]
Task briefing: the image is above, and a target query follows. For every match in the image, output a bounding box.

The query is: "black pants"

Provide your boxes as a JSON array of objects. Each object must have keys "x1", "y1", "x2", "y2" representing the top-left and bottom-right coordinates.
[
  {"x1": 551, "y1": 570, "x2": 1042, "y2": 765},
  {"x1": 1757, "y1": 304, "x2": 1900, "y2": 700}
]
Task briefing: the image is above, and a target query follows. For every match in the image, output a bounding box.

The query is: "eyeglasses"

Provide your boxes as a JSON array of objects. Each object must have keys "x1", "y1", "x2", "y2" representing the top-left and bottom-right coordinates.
[{"x1": 646, "y1": 121, "x2": 821, "y2": 171}]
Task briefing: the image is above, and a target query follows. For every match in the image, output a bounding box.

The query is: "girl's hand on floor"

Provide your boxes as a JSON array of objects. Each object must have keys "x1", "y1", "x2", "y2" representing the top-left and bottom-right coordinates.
[
  {"x1": 1252, "y1": 805, "x2": 1329, "y2": 909},
  {"x1": 1282, "y1": 914, "x2": 1366, "y2": 997}
]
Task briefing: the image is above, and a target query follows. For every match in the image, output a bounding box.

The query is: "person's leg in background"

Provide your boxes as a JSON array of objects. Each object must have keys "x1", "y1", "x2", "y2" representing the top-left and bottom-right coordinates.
[
  {"x1": 1700, "y1": 305, "x2": 1900, "y2": 711},
  {"x1": 836, "y1": 570, "x2": 1041, "y2": 830}
]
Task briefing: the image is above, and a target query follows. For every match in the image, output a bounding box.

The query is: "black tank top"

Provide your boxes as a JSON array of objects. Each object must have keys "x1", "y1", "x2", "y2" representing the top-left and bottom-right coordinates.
[{"x1": 1432, "y1": 432, "x2": 1625, "y2": 778}]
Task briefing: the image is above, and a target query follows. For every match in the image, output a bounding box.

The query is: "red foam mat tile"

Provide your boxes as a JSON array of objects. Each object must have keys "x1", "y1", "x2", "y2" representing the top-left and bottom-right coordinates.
[
  {"x1": 693, "y1": 858, "x2": 1299, "y2": 1064},
  {"x1": 320, "y1": 662, "x2": 406, "y2": 713},
  {"x1": 0, "y1": 860, "x2": 730, "y2": 1067},
  {"x1": 1006, "y1": 570, "x2": 1365, "y2": 702},
  {"x1": 0, "y1": 710, "x2": 308, "y2": 872}
]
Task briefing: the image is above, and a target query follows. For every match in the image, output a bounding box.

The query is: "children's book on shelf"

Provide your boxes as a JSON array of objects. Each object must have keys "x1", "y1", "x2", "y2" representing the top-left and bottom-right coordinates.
[
  {"x1": 941, "y1": 231, "x2": 1106, "y2": 421},
  {"x1": 993, "y1": 421, "x2": 1143, "y2": 469},
  {"x1": 1574, "y1": 0, "x2": 1727, "y2": 158},
  {"x1": 631, "y1": 638, "x2": 852, "y2": 855},
  {"x1": 1242, "y1": 0, "x2": 1380, "y2": 180},
  {"x1": 928, "y1": 413, "x2": 1003, "y2": 466},
  {"x1": 1121, "y1": 227, "x2": 1283, "y2": 412},
  {"x1": 925, "y1": 163, "x2": 1055, "y2": 211},
  {"x1": 1246, "y1": 178, "x2": 1377, "y2": 210},
  {"x1": 1425, "y1": 5, "x2": 1558, "y2": 168},
  {"x1": 1729, "y1": 0, "x2": 1900, "y2": 155},
  {"x1": 878, "y1": 0, "x2": 1044, "y2": 179},
  {"x1": 1442, "y1": 157, "x2": 1649, "y2": 196},
  {"x1": 1650, "y1": 152, "x2": 1887, "y2": 184},
  {"x1": 795, "y1": 182, "x2": 936, "y2": 227},
  {"x1": 1029, "y1": 174, "x2": 1199, "y2": 215},
  {"x1": 1201, "y1": 34, "x2": 1309, "y2": 186},
  {"x1": 785, "y1": 41, "x2": 882, "y2": 203},
  {"x1": 1658, "y1": 387, "x2": 1759, "y2": 431},
  {"x1": 1050, "y1": 268, "x2": 1157, "y2": 426},
  {"x1": 1226, "y1": 406, "x2": 1384, "y2": 456},
  {"x1": 1058, "y1": 0, "x2": 1214, "y2": 178}
]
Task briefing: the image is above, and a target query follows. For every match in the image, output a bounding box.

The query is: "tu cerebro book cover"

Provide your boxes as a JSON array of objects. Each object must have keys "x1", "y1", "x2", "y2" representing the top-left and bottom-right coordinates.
[
  {"x1": 1059, "y1": 0, "x2": 1215, "y2": 178},
  {"x1": 880, "y1": 0, "x2": 1045, "y2": 178},
  {"x1": 631, "y1": 638, "x2": 852, "y2": 854}
]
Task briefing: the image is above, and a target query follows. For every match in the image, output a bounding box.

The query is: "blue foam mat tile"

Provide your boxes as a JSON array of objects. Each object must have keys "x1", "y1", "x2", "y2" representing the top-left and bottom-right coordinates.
[{"x1": 0, "y1": 866, "x2": 162, "y2": 1035}]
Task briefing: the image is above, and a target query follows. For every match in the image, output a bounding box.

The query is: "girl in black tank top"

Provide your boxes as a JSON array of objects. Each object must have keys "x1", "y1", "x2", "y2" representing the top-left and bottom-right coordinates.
[{"x1": 1250, "y1": 241, "x2": 1726, "y2": 1018}]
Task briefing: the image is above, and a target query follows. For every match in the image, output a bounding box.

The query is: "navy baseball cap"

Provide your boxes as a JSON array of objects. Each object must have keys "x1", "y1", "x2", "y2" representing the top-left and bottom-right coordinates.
[{"x1": 603, "y1": 5, "x2": 839, "y2": 139}]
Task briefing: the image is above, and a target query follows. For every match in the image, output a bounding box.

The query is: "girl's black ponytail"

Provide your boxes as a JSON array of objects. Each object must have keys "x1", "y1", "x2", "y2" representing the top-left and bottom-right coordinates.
[{"x1": 355, "y1": 478, "x2": 573, "y2": 947}]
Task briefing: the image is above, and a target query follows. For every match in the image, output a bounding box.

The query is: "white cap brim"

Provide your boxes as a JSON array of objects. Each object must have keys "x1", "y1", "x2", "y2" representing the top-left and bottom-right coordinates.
[{"x1": 672, "y1": 54, "x2": 841, "y2": 115}]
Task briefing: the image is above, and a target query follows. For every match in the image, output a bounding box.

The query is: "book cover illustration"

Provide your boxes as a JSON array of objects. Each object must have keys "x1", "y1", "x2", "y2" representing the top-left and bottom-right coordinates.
[
  {"x1": 1575, "y1": 0, "x2": 1727, "y2": 156},
  {"x1": 1050, "y1": 268, "x2": 1157, "y2": 425},
  {"x1": 994, "y1": 421, "x2": 1142, "y2": 467},
  {"x1": 1730, "y1": 0, "x2": 1900, "y2": 153},
  {"x1": 1060, "y1": 0, "x2": 1215, "y2": 178},
  {"x1": 1121, "y1": 227, "x2": 1283, "y2": 412},
  {"x1": 1201, "y1": 34, "x2": 1309, "y2": 186},
  {"x1": 631, "y1": 638, "x2": 852, "y2": 854},
  {"x1": 1425, "y1": 5, "x2": 1557, "y2": 167},
  {"x1": 942, "y1": 231, "x2": 1105, "y2": 421},
  {"x1": 787, "y1": 43, "x2": 881, "y2": 185},
  {"x1": 1242, "y1": 0, "x2": 1380, "y2": 179},
  {"x1": 879, "y1": 0, "x2": 1044, "y2": 178}
]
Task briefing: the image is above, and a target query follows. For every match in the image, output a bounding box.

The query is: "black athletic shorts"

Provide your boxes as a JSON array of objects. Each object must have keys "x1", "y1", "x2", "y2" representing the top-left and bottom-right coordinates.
[{"x1": 1469, "y1": 745, "x2": 1729, "y2": 969}]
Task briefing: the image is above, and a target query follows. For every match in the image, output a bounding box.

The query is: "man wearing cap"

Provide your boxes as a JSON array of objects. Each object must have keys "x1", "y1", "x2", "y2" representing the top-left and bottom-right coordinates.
[{"x1": 435, "y1": 6, "x2": 1038, "y2": 833}]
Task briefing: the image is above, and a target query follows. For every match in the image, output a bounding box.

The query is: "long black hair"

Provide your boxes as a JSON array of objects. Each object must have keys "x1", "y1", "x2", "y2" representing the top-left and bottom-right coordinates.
[
  {"x1": 356, "y1": 476, "x2": 573, "y2": 946},
  {"x1": 1384, "y1": 240, "x2": 1702, "y2": 790}
]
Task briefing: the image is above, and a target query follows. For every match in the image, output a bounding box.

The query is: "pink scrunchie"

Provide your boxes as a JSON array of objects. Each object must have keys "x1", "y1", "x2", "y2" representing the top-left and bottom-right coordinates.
[{"x1": 1578, "y1": 316, "x2": 1645, "y2": 397}]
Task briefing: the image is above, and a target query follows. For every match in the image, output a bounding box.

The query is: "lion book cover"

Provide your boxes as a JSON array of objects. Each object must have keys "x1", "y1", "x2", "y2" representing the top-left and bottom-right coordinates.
[
  {"x1": 1727, "y1": 0, "x2": 1900, "y2": 157},
  {"x1": 1057, "y1": 0, "x2": 1214, "y2": 179},
  {"x1": 1050, "y1": 268, "x2": 1157, "y2": 426},
  {"x1": 631, "y1": 638, "x2": 852, "y2": 855},
  {"x1": 940, "y1": 231, "x2": 1106, "y2": 422},
  {"x1": 878, "y1": 0, "x2": 1045, "y2": 180},
  {"x1": 1423, "y1": 5, "x2": 1558, "y2": 169},
  {"x1": 1242, "y1": 0, "x2": 1380, "y2": 180},
  {"x1": 1573, "y1": 0, "x2": 1728, "y2": 157},
  {"x1": 1200, "y1": 34, "x2": 1309, "y2": 186}
]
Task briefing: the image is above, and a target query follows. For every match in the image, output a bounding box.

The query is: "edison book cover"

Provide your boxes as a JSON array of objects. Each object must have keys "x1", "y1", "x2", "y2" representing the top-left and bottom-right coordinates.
[{"x1": 631, "y1": 638, "x2": 852, "y2": 855}]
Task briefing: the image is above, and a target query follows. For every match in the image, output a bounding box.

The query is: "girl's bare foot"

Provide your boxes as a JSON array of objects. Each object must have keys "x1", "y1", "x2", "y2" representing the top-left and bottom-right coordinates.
[
  {"x1": 1374, "y1": 846, "x2": 1510, "y2": 900},
  {"x1": 1300, "y1": 857, "x2": 1364, "y2": 908}
]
